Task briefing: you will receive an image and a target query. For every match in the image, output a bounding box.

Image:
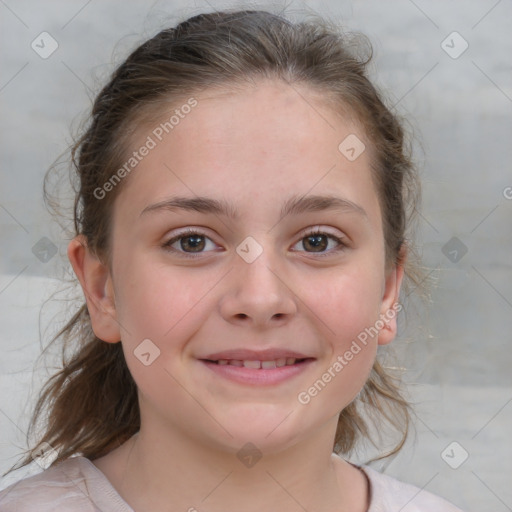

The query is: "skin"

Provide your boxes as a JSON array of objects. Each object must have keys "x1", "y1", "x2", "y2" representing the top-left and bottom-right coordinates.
[{"x1": 68, "y1": 79, "x2": 404, "y2": 512}]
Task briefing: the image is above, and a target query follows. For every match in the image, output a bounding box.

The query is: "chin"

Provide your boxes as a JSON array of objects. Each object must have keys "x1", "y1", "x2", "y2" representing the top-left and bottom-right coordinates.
[{"x1": 209, "y1": 405, "x2": 311, "y2": 455}]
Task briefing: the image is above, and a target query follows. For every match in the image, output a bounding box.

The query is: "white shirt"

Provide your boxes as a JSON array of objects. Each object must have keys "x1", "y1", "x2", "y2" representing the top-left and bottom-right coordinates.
[{"x1": 0, "y1": 456, "x2": 464, "y2": 511}]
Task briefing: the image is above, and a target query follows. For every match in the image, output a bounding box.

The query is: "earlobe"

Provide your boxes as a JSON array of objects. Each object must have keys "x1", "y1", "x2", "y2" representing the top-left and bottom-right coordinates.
[
  {"x1": 377, "y1": 246, "x2": 406, "y2": 346},
  {"x1": 67, "y1": 235, "x2": 121, "y2": 343}
]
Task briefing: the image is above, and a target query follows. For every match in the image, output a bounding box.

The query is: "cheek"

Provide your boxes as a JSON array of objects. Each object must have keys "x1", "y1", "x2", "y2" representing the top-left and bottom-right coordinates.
[
  {"x1": 114, "y1": 255, "x2": 201, "y2": 342},
  {"x1": 113, "y1": 259, "x2": 205, "y2": 411},
  {"x1": 113, "y1": 256, "x2": 221, "y2": 382},
  {"x1": 310, "y1": 263, "x2": 383, "y2": 346},
  {"x1": 297, "y1": 293, "x2": 379, "y2": 419},
  {"x1": 299, "y1": 266, "x2": 382, "y2": 402}
]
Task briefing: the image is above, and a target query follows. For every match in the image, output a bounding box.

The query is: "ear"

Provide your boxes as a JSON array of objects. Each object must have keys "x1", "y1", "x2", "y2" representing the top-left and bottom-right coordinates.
[
  {"x1": 67, "y1": 235, "x2": 121, "y2": 343},
  {"x1": 377, "y1": 244, "x2": 406, "y2": 346}
]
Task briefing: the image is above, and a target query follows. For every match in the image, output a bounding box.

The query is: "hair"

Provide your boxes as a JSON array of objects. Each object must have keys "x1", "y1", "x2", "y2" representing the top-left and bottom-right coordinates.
[{"x1": 7, "y1": 8, "x2": 425, "y2": 475}]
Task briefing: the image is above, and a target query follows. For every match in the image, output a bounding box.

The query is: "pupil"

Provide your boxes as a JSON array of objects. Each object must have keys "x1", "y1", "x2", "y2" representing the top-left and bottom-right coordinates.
[
  {"x1": 305, "y1": 235, "x2": 326, "y2": 252},
  {"x1": 182, "y1": 235, "x2": 205, "y2": 252}
]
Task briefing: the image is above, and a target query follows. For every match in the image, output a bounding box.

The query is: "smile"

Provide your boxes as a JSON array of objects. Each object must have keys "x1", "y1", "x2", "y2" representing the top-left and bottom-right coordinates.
[
  {"x1": 199, "y1": 358, "x2": 315, "y2": 386},
  {"x1": 208, "y1": 357, "x2": 306, "y2": 368}
]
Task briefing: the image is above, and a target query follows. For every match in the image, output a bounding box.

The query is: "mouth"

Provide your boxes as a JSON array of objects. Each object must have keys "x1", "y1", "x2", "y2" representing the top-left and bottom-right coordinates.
[
  {"x1": 198, "y1": 352, "x2": 316, "y2": 386},
  {"x1": 202, "y1": 357, "x2": 311, "y2": 368}
]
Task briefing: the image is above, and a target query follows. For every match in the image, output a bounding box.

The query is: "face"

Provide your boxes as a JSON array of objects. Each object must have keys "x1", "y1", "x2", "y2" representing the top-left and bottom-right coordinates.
[{"x1": 77, "y1": 79, "x2": 403, "y2": 454}]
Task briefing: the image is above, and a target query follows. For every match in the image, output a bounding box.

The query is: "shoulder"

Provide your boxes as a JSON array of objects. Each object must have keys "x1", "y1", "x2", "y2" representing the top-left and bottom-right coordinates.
[
  {"x1": 0, "y1": 456, "x2": 131, "y2": 512},
  {"x1": 361, "y1": 465, "x2": 465, "y2": 512},
  {"x1": 0, "y1": 457, "x2": 92, "y2": 511}
]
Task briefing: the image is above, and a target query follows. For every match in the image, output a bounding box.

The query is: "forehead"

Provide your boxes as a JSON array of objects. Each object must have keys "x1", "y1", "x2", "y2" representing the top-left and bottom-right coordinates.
[{"x1": 113, "y1": 79, "x2": 381, "y2": 228}]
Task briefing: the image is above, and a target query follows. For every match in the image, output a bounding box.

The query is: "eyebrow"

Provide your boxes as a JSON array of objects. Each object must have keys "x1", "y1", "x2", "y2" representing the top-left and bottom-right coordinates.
[{"x1": 139, "y1": 194, "x2": 368, "y2": 220}]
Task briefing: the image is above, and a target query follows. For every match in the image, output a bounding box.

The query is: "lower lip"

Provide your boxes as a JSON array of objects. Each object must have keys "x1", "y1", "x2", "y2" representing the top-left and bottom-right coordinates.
[{"x1": 200, "y1": 359, "x2": 315, "y2": 386}]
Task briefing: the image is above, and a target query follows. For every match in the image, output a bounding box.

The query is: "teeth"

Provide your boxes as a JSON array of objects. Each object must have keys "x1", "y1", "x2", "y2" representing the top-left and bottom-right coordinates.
[
  {"x1": 214, "y1": 358, "x2": 301, "y2": 368},
  {"x1": 243, "y1": 360, "x2": 261, "y2": 369}
]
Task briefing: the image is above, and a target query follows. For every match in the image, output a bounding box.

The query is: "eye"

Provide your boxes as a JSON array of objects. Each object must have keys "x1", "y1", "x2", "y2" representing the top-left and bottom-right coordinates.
[
  {"x1": 291, "y1": 228, "x2": 347, "y2": 257},
  {"x1": 162, "y1": 229, "x2": 219, "y2": 258},
  {"x1": 162, "y1": 227, "x2": 347, "y2": 259}
]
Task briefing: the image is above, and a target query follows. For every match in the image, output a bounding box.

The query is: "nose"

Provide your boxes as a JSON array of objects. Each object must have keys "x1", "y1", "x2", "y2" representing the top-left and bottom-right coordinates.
[{"x1": 219, "y1": 249, "x2": 297, "y2": 328}]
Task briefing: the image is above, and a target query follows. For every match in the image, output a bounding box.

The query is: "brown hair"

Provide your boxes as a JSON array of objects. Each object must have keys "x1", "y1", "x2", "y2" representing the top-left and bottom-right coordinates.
[{"x1": 7, "y1": 8, "x2": 424, "y2": 474}]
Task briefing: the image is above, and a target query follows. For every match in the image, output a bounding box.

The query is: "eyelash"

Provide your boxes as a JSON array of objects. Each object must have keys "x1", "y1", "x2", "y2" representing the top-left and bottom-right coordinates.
[{"x1": 162, "y1": 228, "x2": 347, "y2": 259}]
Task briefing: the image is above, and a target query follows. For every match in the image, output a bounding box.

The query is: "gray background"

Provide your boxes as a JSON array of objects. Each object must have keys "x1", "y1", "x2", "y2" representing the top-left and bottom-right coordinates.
[{"x1": 1, "y1": 1, "x2": 511, "y2": 510}]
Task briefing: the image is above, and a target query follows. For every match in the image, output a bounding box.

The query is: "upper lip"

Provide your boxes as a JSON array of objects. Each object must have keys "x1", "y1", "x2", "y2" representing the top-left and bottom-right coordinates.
[{"x1": 201, "y1": 349, "x2": 314, "y2": 361}]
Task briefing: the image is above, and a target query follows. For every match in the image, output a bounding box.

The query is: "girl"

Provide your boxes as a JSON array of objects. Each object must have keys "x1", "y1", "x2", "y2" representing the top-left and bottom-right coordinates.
[{"x1": 0, "y1": 9, "x2": 464, "y2": 511}]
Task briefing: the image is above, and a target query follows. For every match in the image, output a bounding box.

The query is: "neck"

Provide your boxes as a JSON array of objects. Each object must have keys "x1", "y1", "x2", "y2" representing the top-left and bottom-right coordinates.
[{"x1": 93, "y1": 418, "x2": 368, "y2": 512}]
